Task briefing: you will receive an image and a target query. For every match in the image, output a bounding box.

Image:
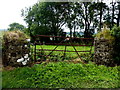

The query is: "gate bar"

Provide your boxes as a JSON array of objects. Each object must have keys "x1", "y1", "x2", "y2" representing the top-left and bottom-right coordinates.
[
  {"x1": 35, "y1": 35, "x2": 94, "y2": 40},
  {"x1": 69, "y1": 38, "x2": 85, "y2": 64},
  {"x1": 47, "y1": 39, "x2": 65, "y2": 56},
  {"x1": 35, "y1": 43, "x2": 93, "y2": 46},
  {"x1": 34, "y1": 42, "x2": 37, "y2": 62},
  {"x1": 36, "y1": 49, "x2": 90, "y2": 52}
]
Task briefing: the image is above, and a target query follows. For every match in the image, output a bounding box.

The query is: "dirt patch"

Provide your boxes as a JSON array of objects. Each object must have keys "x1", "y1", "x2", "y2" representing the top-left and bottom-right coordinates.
[
  {"x1": 1, "y1": 58, "x2": 86, "y2": 71},
  {"x1": 64, "y1": 58, "x2": 86, "y2": 64},
  {"x1": 3, "y1": 66, "x2": 16, "y2": 71}
]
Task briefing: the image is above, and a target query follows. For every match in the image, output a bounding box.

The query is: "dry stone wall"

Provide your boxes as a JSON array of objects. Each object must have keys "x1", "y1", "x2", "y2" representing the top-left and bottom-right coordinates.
[
  {"x1": 2, "y1": 30, "x2": 30, "y2": 67},
  {"x1": 94, "y1": 38, "x2": 115, "y2": 66},
  {"x1": 94, "y1": 27, "x2": 116, "y2": 66}
]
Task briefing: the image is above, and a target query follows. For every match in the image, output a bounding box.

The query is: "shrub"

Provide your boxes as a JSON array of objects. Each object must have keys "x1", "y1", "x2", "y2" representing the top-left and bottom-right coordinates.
[
  {"x1": 96, "y1": 28, "x2": 115, "y2": 43},
  {"x1": 111, "y1": 26, "x2": 120, "y2": 38},
  {"x1": 111, "y1": 26, "x2": 120, "y2": 65}
]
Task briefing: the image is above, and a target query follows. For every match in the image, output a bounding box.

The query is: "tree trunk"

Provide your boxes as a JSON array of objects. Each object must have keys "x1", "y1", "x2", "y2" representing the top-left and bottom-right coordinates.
[
  {"x1": 100, "y1": 2, "x2": 103, "y2": 31},
  {"x1": 73, "y1": 22, "x2": 76, "y2": 37},
  {"x1": 84, "y1": 3, "x2": 88, "y2": 38},
  {"x1": 70, "y1": 29, "x2": 72, "y2": 38},
  {"x1": 112, "y1": 1, "x2": 115, "y2": 27},
  {"x1": 84, "y1": 28, "x2": 88, "y2": 38},
  {"x1": 117, "y1": 3, "x2": 120, "y2": 27}
]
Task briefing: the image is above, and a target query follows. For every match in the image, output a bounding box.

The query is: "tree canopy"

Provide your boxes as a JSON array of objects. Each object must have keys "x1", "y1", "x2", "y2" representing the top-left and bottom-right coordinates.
[
  {"x1": 8, "y1": 22, "x2": 25, "y2": 31},
  {"x1": 22, "y1": 1, "x2": 120, "y2": 38}
]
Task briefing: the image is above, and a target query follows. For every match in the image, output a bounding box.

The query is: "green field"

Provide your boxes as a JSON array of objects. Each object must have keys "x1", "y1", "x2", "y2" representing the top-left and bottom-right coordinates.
[{"x1": 31, "y1": 45, "x2": 94, "y2": 61}]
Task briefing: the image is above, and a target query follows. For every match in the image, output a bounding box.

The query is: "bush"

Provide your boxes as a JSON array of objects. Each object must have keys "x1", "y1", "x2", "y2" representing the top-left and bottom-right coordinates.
[
  {"x1": 96, "y1": 28, "x2": 115, "y2": 43},
  {"x1": 111, "y1": 26, "x2": 120, "y2": 38},
  {"x1": 111, "y1": 26, "x2": 120, "y2": 65}
]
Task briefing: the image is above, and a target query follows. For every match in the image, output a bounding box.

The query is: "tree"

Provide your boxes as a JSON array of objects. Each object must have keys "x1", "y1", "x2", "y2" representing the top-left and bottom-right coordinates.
[
  {"x1": 111, "y1": 1, "x2": 116, "y2": 27},
  {"x1": 8, "y1": 22, "x2": 25, "y2": 31},
  {"x1": 64, "y1": 2, "x2": 77, "y2": 38},
  {"x1": 22, "y1": 2, "x2": 70, "y2": 36},
  {"x1": 22, "y1": 1, "x2": 113, "y2": 39},
  {"x1": 116, "y1": 2, "x2": 120, "y2": 27},
  {"x1": 93, "y1": 1, "x2": 108, "y2": 31},
  {"x1": 75, "y1": 2, "x2": 101, "y2": 38},
  {"x1": 103, "y1": 7, "x2": 112, "y2": 29},
  {"x1": 103, "y1": 1, "x2": 120, "y2": 29}
]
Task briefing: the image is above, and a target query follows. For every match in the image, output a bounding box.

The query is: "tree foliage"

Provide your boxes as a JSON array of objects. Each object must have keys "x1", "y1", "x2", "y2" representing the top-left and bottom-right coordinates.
[
  {"x1": 22, "y1": 1, "x2": 120, "y2": 38},
  {"x1": 22, "y1": 2, "x2": 70, "y2": 37},
  {"x1": 8, "y1": 22, "x2": 25, "y2": 31},
  {"x1": 111, "y1": 25, "x2": 120, "y2": 64}
]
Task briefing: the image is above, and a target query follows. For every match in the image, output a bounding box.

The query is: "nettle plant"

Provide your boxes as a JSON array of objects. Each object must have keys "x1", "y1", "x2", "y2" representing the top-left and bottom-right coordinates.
[{"x1": 111, "y1": 26, "x2": 120, "y2": 64}]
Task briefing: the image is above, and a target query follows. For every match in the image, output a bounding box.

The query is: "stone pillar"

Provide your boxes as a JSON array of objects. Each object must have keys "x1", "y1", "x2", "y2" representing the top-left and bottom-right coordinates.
[
  {"x1": 2, "y1": 31, "x2": 30, "y2": 67},
  {"x1": 94, "y1": 38, "x2": 115, "y2": 66},
  {"x1": 94, "y1": 28, "x2": 115, "y2": 66}
]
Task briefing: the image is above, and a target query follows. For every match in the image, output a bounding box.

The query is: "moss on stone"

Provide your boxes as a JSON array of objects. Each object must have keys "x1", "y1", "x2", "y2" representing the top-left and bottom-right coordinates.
[
  {"x1": 4, "y1": 30, "x2": 29, "y2": 40},
  {"x1": 96, "y1": 28, "x2": 115, "y2": 43},
  {"x1": 2, "y1": 30, "x2": 30, "y2": 49}
]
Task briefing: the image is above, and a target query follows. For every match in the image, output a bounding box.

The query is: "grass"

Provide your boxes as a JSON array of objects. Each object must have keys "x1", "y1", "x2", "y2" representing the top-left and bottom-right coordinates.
[{"x1": 2, "y1": 62, "x2": 120, "y2": 88}]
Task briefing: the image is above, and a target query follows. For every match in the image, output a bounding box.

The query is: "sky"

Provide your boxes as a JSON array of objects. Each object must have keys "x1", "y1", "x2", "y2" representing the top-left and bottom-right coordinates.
[
  {"x1": 0, "y1": 0, "x2": 112, "y2": 31},
  {"x1": 0, "y1": 0, "x2": 38, "y2": 30}
]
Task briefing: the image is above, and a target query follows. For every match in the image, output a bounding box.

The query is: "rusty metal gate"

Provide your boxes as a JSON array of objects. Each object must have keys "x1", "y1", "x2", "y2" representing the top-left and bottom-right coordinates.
[{"x1": 31, "y1": 35, "x2": 94, "y2": 63}]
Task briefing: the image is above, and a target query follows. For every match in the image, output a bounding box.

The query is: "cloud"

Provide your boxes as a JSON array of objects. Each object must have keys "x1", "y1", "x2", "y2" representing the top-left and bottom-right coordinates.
[{"x1": 0, "y1": 0, "x2": 38, "y2": 29}]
